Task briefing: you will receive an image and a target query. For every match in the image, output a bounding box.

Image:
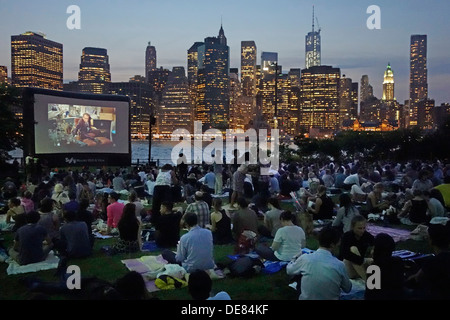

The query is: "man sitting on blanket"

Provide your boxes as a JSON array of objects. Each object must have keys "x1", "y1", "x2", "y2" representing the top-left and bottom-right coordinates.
[{"x1": 8, "y1": 211, "x2": 53, "y2": 266}]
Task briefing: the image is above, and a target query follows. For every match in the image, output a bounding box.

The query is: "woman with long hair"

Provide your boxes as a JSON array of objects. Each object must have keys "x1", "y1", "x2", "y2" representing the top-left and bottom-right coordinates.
[{"x1": 112, "y1": 203, "x2": 142, "y2": 254}]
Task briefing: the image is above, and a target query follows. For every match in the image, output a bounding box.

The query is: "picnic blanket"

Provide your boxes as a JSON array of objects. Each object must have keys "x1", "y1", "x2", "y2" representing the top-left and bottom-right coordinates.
[
  {"x1": 121, "y1": 254, "x2": 225, "y2": 292},
  {"x1": 366, "y1": 223, "x2": 411, "y2": 242},
  {"x1": 5, "y1": 250, "x2": 60, "y2": 275}
]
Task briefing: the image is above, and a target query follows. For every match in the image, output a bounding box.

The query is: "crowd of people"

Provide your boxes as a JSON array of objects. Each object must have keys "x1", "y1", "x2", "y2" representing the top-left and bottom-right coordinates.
[{"x1": 1, "y1": 154, "x2": 450, "y2": 300}]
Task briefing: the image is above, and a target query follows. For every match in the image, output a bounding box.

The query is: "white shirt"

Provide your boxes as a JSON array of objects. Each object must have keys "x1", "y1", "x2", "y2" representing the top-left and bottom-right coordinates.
[
  {"x1": 272, "y1": 225, "x2": 306, "y2": 261},
  {"x1": 344, "y1": 173, "x2": 360, "y2": 186},
  {"x1": 286, "y1": 248, "x2": 352, "y2": 300}
]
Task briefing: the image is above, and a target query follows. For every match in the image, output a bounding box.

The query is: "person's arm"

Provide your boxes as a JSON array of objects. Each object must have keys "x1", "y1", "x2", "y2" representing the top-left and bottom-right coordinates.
[
  {"x1": 271, "y1": 241, "x2": 281, "y2": 252},
  {"x1": 137, "y1": 221, "x2": 143, "y2": 249},
  {"x1": 332, "y1": 209, "x2": 343, "y2": 227},
  {"x1": 341, "y1": 234, "x2": 365, "y2": 265},
  {"x1": 309, "y1": 197, "x2": 322, "y2": 215},
  {"x1": 171, "y1": 170, "x2": 179, "y2": 185},
  {"x1": 286, "y1": 253, "x2": 304, "y2": 276}
]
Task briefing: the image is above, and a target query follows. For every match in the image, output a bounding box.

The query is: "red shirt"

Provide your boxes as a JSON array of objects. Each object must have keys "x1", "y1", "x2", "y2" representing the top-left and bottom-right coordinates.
[{"x1": 107, "y1": 201, "x2": 125, "y2": 228}]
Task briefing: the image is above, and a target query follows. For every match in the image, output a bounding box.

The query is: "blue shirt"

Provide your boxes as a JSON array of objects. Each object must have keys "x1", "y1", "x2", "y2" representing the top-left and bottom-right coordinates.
[
  {"x1": 204, "y1": 172, "x2": 216, "y2": 190},
  {"x1": 176, "y1": 226, "x2": 215, "y2": 273},
  {"x1": 286, "y1": 248, "x2": 352, "y2": 300}
]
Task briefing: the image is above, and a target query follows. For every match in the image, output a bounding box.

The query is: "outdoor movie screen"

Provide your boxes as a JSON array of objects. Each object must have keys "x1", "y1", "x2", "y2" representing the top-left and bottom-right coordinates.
[{"x1": 32, "y1": 92, "x2": 130, "y2": 155}]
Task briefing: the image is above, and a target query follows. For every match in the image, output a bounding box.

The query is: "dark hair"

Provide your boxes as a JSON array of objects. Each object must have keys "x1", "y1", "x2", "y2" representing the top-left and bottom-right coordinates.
[
  {"x1": 237, "y1": 197, "x2": 248, "y2": 208},
  {"x1": 212, "y1": 198, "x2": 222, "y2": 211},
  {"x1": 9, "y1": 197, "x2": 21, "y2": 206},
  {"x1": 184, "y1": 212, "x2": 198, "y2": 227},
  {"x1": 114, "y1": 271, "x2": 148, "y2": 300},
  {"x1": 280, "y1": 210, "x2": 294, "y2": 222},
  {"x1": 428, "y1": 224, "x2": 450, "y2": 249},
  {"x1": 188, "y1": 269, "x2": 212, "y2": 300},
  {"x1": 79, "y1": 198, "x2": 90, "y2": 211},
  {"x1": 430, "y1": 189, "x2": 446, "y2": 207},
  {"x1": 318, "y1": 226, "x2": 341, "y2": 248},
  {"x1": 350, "y1": 215, "x2": 366, "y2": 229},
  {"x1": 68, "y1": 190, "x2": 77, "y2": 200},
  {"x1": 161, "y1": 201, "x2": 173, "y2": 212},
  {"x1": 268, "y1": 197, "x2": 281, "y2": 209},
  {"x1": 26, "y1": 210, "x2": 41, "y2": 224},
  {"x1": 109, "y1": 192, "x2": 120, "y2": 201},
  {"x1": 339, "y1": 193, "x2": 354, "y2": 216},
  {"x1": 373, "y1": 233, "x2": 395, "y2": 262},
  {"x1": 63, "y1": 210, "x2": 77, "y2": 222},
  {"x1": 39, "y1": 197, "x2": 54, "y2": 213}
]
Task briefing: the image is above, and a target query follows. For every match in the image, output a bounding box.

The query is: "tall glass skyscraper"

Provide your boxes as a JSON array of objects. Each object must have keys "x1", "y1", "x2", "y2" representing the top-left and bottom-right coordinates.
[
  {"x1": 382, "y1": 63, "x2": 395, "y2": 101},
  {"x1": 241, "y1": 41, "x2": 257, "y2": 97},
  {"x1": 11, "y1": 31, "x2": 63, "y2": 90},
  {"x1": 409, "y1": 34, "x2": 428, "y2": 126},
  {"x1": 145, "y1": 42, "x2": 157, "y2": 82},
  {"x1": 196, "y1": 25, "x2": 230, "y2": 130},
  {"x1": 305, "y1": 7, "x2": 321, "y2": 69},
  {"x1": 78, "y1": 47, "x2": 111, "y2": 94}
]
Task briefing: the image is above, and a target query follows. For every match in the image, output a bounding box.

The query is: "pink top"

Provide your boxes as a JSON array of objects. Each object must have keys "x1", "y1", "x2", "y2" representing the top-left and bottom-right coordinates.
[{"x1": 107, "y1": 201, "x2": 125, "y2": 228}]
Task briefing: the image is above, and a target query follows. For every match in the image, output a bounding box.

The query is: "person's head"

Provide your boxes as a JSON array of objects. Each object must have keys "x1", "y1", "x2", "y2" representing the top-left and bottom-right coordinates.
[
  {"x1": 268, "y1": 197, "x2": 281, "y2": 210},
  {"x1": 413, "y1": 189, "x2": 424, "y2": 198},
  {"x1": 427, "y1": 224, "x2": 450, "y2": 251},
  {"x1": 54, "y1": 183, "x2": 64, "y2": 193},
  {"x1": 82, "y1": 112, "x2": 91, "y2": 124},
  {"x1": 23, "y1": 190, "x2": 33, "y2": 200},
  {"x1": 8, "y1": 197, "x2": 21, "y2": 208},
  {"x1": 317, "y1": 185, "x2": 327, "y2": 195},
  {"x1": 161, "y1": 163, "x2": 173, "y2": 171},
  {"x1": 114, "y1": 271, "x2": 148, "y2": 300},
  {"x1": 318, "y1": 226, "x2": 341, "y2": 251},
  {"x1": 418, "y1": 169, "x2": 429, "y2": 181},
  {"x1": 183, "y1": 212, "x2": 198, "y2": 228},
  {"x1": 128, "y1": 191, "x2": 138, "y2": 203},
  {"x1": 188, "y1": 269, "x2": 212, "y2": 300},
  {"x1": 237, "y1": 197, "x2": 248, "y2": 209},
  {"x1": 280, "y1": 210, "x2": 295, "y2": 225},
  {"x1": 122, "y1": 203, "x2": 137, "y2": 220},
  {"x1": 25, "y1": 210, "x2": 41, "y2": 224},
  {"x1": 373, "y1": 233, "x2": 395, "y2": 262},
  {"x1": 350, "y1": 215, "x2": 367, "y2": 238},
  {"x1": 212, "y1": 198, "x2": 222, "y2": 212},
  {"x1": 109, "y1": 192, "x2": 119, "y2": 203},
  {"x1": 63, "y1": 210, "x2": 77, "y2": 222},
  {"x1": 160, "y1": 201, "x2": 173, "y2": 214},
  {"x1": 39, "y1": 197, "x2": 54, "y2": 213},
  {"x1": 194, "y1": 191, "x2": 204, "y2": 201},
  {"x1": 339, "y1": 193, "x2": 352, "y2": 209},
  {"x1": 373, "y1": 182, "x2": 384, "y2": 192}
]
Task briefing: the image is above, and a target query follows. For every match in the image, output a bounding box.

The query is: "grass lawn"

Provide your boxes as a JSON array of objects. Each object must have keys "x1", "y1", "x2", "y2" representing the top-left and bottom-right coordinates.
[{"x1": 0, "y1": 199, "x2": 433, "y2": 301}]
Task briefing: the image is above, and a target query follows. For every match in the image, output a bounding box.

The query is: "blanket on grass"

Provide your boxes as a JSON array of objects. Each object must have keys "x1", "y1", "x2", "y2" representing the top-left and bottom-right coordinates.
[
  {"x1": 366, "y1": 223, "x2": 411, "y2": 242},
  {"x1": 6, "y1": 250, "x2": 60, "y2": 275},
  {"x1": 121, "y1": 254, "x2": 225, "y2": 292}
]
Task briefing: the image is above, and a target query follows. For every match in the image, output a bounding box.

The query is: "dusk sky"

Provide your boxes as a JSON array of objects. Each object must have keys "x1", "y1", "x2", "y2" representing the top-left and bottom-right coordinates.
[{"x1": 1, "y1": 0, "x2": 449, "y2": 105}]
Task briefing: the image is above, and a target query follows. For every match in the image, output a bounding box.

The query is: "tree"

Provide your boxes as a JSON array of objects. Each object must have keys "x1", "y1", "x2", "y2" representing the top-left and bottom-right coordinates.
[{"x1": 0, "y1": 84, "x2": 23, "y2": 163}]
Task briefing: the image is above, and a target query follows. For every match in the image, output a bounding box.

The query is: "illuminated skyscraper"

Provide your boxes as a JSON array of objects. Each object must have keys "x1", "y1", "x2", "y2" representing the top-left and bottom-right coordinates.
[
  {"x1": 0, "y1": 66, "x2": 7, "y2": 83},
  {"x1": 158, "y1": 66, "x2": 191, "y2": 137},
  {"x1": 305, "y1": 6, "x2": 321, "y2": 69},
  {"x1": 78, "y1": 47, "x2": 111, "y2": 94},
  {"x1": 145, "y1": 42, "x2": 157, "y2": 82},
  {"x1": 261, "y1": 52, "x2": 278, "y2": 75},
  {"x1": 409, "y1": 34, "x2": 428, "y2": 126},
  {"x1": 108, "y1": 78, "x2": 154, "y2": 139},
  {"x1": 299, "y1": 65, "x2": 340, "y2": 131},
  {"x1": 187, "y1": 42, "x2": 204, "y2": 125},
  {"x1": 382, "y1": 63, "x2": 395, "y2": 101},
  {"x1": 241, "y1": 41, "x2": 257, "y2": 97},
  {"x1": 11, "y1": 31, "x2": 63, "y2": 90},
  {"x1": 196, "y1": 25, "x2": 230, "y2": 130}
]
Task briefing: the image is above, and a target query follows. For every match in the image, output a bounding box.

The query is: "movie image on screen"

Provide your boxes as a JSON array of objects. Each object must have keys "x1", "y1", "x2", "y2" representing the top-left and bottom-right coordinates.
[
  {"x1": 32, "y1": 92, "x2": 130, "y2": 155},
  {"x1": 23, "y1": 88, "x2": 131, "y2": 167},
  {"x1": 48, "y1": 103, "x2": 116, "y2": 149}
]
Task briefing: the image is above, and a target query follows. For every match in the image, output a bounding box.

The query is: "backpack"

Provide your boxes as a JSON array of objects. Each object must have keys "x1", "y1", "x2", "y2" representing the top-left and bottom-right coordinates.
[{"x1": 228, "y1": 256, "x2": 265, "y2": 278}]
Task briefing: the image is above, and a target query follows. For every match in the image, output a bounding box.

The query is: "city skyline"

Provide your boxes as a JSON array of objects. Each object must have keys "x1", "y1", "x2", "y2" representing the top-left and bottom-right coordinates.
[{"x1": 1, "y1": 0, "x2": 450, "y2": 106}]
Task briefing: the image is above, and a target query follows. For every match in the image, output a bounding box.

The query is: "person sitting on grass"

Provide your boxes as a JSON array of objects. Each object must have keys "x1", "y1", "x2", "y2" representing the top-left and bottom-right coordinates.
[
  {"x1": 8, "y1": 210, "x2": 53, "y2": 266},
  {"x1": 286, "y1": 226, "x2": 352, "y2": 300},
  {"x1": 209, "y1": 198, "x2": 233, "y2": 245},
  {"x1": 255, "y1": 210, "x2": 306, "y2": 262},
  {"x1": 154, "y1": 201, "x2": 182, "y2": 249},
  {"x1": 111, "y1": 203, "x2": 142, "y2": 254},
  {"x1": 58, "y1": 210, "x2": 92, "y2": 259},
  {"x1": 339, "y1": 215, "x2": 375, "y2": 281},
  {"x1": 161, "y1": 212, "x2": 215, "y2": 273}
]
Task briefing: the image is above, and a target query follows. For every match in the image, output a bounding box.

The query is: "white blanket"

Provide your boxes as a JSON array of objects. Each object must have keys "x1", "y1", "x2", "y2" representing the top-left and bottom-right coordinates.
[{"x1": 6, "y1": 251, "x2": 60, "y2": 275}]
